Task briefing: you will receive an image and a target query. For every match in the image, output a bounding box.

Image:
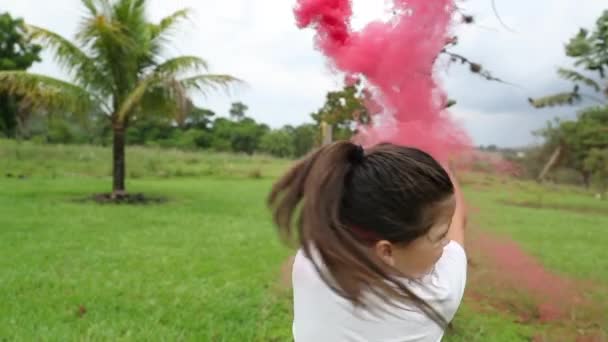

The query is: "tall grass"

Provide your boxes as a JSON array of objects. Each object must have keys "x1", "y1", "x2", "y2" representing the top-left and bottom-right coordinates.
[{"x1": 0, "y1": 139, "x2": 289, "y2": 181}]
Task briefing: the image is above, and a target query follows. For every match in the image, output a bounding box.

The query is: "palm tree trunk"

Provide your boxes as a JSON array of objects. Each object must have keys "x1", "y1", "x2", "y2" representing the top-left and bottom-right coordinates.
[{"x1": 112, "y1": 123, "x2": 126, "y2": 196}]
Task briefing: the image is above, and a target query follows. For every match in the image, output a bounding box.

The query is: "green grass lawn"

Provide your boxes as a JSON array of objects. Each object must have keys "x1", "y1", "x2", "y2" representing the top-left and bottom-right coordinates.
[
  {"x1": 1, "y1": 141, "x2": 606, "y2": 341},
  {"x1": 0, "y1": 177, "x2": 292, "y2": 341}
]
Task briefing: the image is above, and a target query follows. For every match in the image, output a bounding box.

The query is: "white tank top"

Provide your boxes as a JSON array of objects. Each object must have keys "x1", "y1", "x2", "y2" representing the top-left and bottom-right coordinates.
[{"x1": 292, "y1": 241, "x2": 467, "y2": 342}]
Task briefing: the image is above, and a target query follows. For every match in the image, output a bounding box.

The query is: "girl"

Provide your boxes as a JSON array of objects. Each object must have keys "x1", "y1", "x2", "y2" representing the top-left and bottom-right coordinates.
[{"x1": 269, "y1": 141, "x2": 467, "y2": 341}]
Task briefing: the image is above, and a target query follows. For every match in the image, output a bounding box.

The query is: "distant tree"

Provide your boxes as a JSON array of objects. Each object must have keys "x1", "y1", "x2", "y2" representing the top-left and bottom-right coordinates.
[
  {"x1": 211, "y1": 116, "x2": 268, "y2": 154},
  {"x1": 536, "y1": 106, "x2": 608, "y2": 187},
  {"x1": 292, "y1": 123, "x2": 317, "y2": 157},
  {"x1": 0, "y1": 13, "x2": 41, "y2": 138},
  {"x1": 232, "y1": 118, "x2": 268, "y2": 154},
  {"x1": 312, "y1": 82, "x2": 369, "y2": 144},
  {"x1": 260, "y1": 128, "x2": 294, "y2": 158},
  {"x1": 229, "y1": 101, "x2": 248, "y2": 122},
  {"x1": 182, "y1": 107, "x2": 215, "y2": 130},
  {"x1": 126, "y1": 115, "x2": 173, "y2": 146},
  {"x1": 584, "y1": 148, "x2": 608, "y2": 198}
]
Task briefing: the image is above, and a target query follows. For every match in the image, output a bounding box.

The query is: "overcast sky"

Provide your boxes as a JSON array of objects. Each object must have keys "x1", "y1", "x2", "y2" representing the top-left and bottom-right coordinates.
[{"x1": 2, "y1": 1, "x2": 606, "y2": 147}]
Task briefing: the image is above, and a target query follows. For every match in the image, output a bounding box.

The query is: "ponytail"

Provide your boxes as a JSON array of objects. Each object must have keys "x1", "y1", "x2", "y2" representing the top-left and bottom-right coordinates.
[{"x1": 268, "y1": 141, "x2": 448, "y2": 328}]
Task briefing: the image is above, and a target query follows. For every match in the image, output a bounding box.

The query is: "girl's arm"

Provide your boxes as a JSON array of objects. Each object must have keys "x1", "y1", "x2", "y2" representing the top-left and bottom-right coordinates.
[{"x1": 447, "y1": 170, "x2": 467, "y2": 247}]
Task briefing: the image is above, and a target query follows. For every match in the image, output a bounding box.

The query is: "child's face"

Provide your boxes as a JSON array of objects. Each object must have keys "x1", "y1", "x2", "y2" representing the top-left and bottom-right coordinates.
[{"x1": 373, "y1": 196, "x2": 456, "y2": 278}]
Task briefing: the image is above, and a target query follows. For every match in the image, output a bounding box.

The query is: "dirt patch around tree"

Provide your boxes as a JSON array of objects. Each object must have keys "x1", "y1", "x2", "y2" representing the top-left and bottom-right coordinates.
[{"x1": 76, "y1": 193, "x2": 168, "y2": 205}]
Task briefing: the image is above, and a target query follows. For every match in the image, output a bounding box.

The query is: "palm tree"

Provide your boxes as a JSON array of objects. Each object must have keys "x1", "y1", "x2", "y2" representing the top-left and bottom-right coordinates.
[{"x1": 0, "y1": 0, "x2": 239, "y2": 197}]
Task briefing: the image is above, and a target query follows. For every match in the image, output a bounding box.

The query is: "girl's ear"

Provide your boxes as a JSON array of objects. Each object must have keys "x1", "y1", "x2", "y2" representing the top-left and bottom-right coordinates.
[{"x1": 374, "y1": 240, "x2": 395, "y2": 266}]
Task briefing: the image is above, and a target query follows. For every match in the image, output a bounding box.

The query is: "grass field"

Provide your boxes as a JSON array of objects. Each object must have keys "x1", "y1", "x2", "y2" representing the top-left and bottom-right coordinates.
[
  {"x1": 0, "y1": 139, "x2": 287, "y2": 180},
  {"x1": 1, "y1": 139, "x2": 606, "y2": 341},
  {"x1": 468, "y1": 180, "x2": 608, "y2": 283}
]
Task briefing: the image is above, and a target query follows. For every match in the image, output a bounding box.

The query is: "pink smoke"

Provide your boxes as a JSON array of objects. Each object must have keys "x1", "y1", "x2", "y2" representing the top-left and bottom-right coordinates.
[{"x1": 295, "y1": 0, "x2": 470, "y2": 162}]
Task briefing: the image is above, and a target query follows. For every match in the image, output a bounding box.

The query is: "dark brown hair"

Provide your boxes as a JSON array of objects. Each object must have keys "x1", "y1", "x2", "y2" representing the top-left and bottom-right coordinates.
[{"x1": 268, "y1": 141, "x2": 454, "y2": 327}]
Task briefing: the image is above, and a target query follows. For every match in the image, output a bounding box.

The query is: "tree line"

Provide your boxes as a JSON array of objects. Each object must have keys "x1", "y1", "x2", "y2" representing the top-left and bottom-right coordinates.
[{"x1": 11, "y1": 98, "x2": 319, "y2": 159}]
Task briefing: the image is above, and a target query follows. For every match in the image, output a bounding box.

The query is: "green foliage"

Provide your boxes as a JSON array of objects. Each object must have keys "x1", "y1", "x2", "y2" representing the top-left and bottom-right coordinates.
[
  {"x1": 565, "y1": 11, "x2": 608, "y2": 76},
  {"x1": 212, "y1": 117, "x2": 269, "y2": 155},
  {"x1": 0, "y1": 13, "x2": 42, "y2": 138},
  {"x1": 535, "y1": 106, "x2": 608, "y2": 187},
  {"x1": 311, "y1": 82, "x2": 369, "y2": 140},
  {"x1": 182, "y1": 107, "x2": 215, "y2": 130},
  {"x1": 258, "y1": 124, "x2": 317, "y2": 159},
  {"x1": 530, "y1": 10, "x2": 608, "y2": 108},
  {"x1": 259, "y1": 128, "x2": 295, "y2": 158},
  {"x1": 11, "y1": 94, "x2": 318, "y2": 160},
  {"x1": 127, "y1": 115, "x2": 173, "y2": 145},
  {"x1": 292, "y1": 123, "x2": 317, "y2": 157},
  {"x1": 125, "y1": 105, "x2": 215, "y2": 148},
  {"x1": 46, "y1": 116, "x2": 94, "y2": 144},
  {"x1": 169, "y1": 129, "x2": 210, "y2": 150},
  {"x1": 584, "y1": 148, "x2": 608, "y2": 195},
  {"x1": 203, "y1": 102, "x2": 262, "y2": 154},
  {"x1": 16, "y1": 98, "x2": 315, "y2": 158},
  {"x1": 0, "y1": 71, "x2": 97, "y2": 114},
  {"x1": 558, "y1": 68, "x2": 601, "y2": 92},
  {"x1": 0, "y1": 13, "x2": 41, "y2": 70}
]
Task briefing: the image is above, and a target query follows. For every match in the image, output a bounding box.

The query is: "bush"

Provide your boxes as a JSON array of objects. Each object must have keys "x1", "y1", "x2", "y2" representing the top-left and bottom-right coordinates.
[{"x1": 259, "y1": 129, "x2": 294, "y2": 158}]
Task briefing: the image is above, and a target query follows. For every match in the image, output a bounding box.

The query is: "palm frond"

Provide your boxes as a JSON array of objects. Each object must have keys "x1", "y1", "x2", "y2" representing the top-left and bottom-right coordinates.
[
  {"x1": 154, "y1": 56, "x2": 209, "y2": 76},
  {"x1": 81, "y1": 0, "x2": 98, "y2": 15},
  {"x1": 148, "y1": 8, "x2": 192, "y2": 56},
  {"x1": 138, "y1": 84, "x2": 183, "y2": 119},
  {"x1": 162, "y1": 79, "x2": 192, "y2": 125},
  {"x1": 557, "y1": 68, "x2": 601, "y2": 92},
  {"x1": 0, "y1": 71, "x2": 99, "y2": 114},
  {"x1": 76, "y1": 11, "x2": 131, "y2": 52},
  {"x1": 114, "y1": 76, "x2": 156, "y2": 122},
  {"x1": 76, "y1": 9, "x2": 139, "y2": 99},
  {"x1": 114, "y1": 72, "x2": 190, "y2": 122},
  {"x1": 112, "y1": 0, "x2": 148, "y2": 45},
  {"x1": 180, "y1": 74, "x2": 242, "y2": 96},
  {"x1": 28, "y1": 25, "x2": 111, "y2": 94},
  {"x1": 80, "y1": 0, "x2": 114, "y2": 18},
  {"x1": 151, "y1": 8, "x2": 191, "y2": 41},
  {"x1": 116, "y1": 72, "x2": 239, "y2": 122}
]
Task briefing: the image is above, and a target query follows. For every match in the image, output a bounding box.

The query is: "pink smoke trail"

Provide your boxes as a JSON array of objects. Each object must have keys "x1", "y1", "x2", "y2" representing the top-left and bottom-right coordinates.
[{"x1": 295, "y1": 0, "x2": 470, "y2": 162}]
